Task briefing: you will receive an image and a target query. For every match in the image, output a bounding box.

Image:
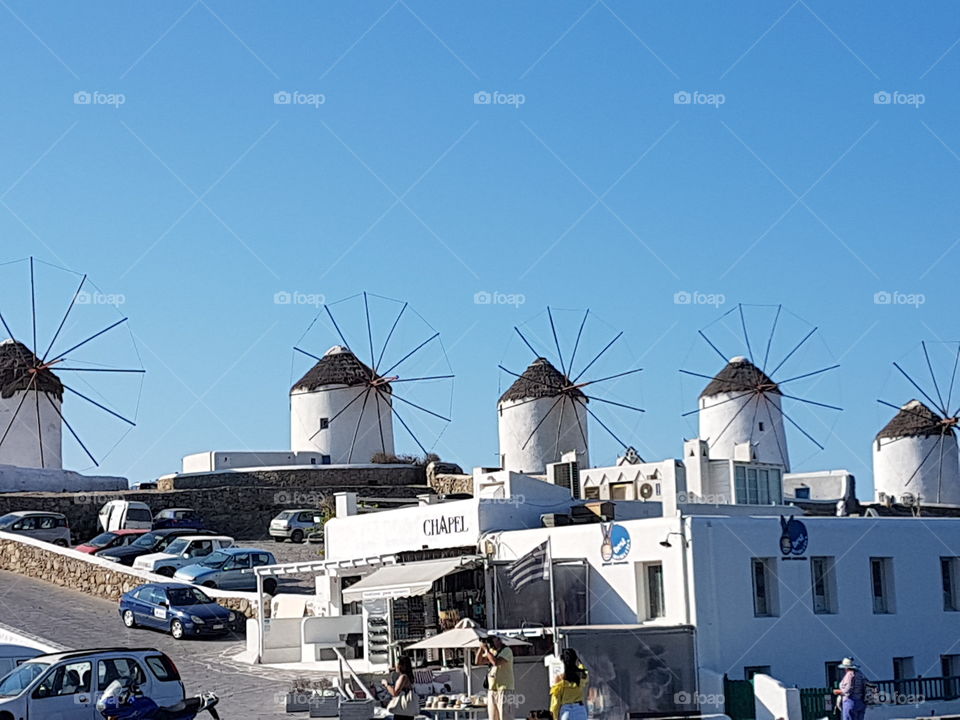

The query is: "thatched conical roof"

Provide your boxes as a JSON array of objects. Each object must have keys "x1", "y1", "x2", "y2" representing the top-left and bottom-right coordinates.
[
  {"x1": 700, "y1": 356, "x2": 781, "y2": 398},
  {"x1": 291, "y1": 346, "x2": 389, "y2": 393},
  {"x1": 0, "y1": 339, "x2": 63, "y2": 400},
  {"x1": 876, "y1": 399, "x2": 950, "y2": 440},
  {"x1": 499, "y1": 357, "x2": 586, "y2": 404}
]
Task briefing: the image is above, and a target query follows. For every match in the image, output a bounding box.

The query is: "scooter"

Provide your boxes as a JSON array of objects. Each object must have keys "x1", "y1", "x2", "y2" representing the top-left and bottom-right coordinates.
[{"x1": 97, "y1": 678, "x2": 221, "y2": 720}]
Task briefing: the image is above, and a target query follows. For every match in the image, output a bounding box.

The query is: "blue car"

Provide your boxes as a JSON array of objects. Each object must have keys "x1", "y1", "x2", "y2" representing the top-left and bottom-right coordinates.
[
  {"x1": 174, "y1": 548, "x2": 277, "y2": 593},
  {"x1": 118, "y1": 583, "x2": 238, "y2": 639},
  {"x1": 152, "y1": 508, "x2": 205, "y2": 531}
]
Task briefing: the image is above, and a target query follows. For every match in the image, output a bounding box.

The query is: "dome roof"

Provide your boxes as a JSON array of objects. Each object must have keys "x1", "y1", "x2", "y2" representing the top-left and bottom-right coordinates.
[
  {"x1": 700, "y1": 356, "x2": 781, "y2": 398},
  {"x1": 291, "y1": 346, "x2": 389, "y2": 393},
  {"x1": 876, "y1": 399, "x2": 950, "y2": 440},
  {"x1": 499, "y1": 357, "x2": 586, "y2": 404},
  {"x1": 0, "y1": 339, "x2": 63, "y2": 400}
]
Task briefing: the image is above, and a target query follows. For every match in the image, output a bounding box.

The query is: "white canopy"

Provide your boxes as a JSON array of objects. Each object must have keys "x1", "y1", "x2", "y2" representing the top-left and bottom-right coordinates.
[
  {"x1": 405, "y1": 618, "x2": 530, "y2": 650},
  {"x1": 342, "y1": 557, "x2": 477, "y2": 603}
]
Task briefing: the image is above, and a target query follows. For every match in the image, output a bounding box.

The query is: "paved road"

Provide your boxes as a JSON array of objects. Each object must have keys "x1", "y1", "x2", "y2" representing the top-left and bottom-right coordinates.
[{"x1": 0, "y1": 571, "x2": 324, "y2": 719}]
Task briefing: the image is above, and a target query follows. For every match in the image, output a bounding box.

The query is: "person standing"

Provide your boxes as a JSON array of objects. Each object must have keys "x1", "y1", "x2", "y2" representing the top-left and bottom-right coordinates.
[
  {"x1": 382, "y1": 655, "x2": 419, "y2": 720},
  {"x1": 833, "y1": 658, "x2": 867, "y2": 720},
  {"x1": 550, "y1": 648, "x2": 590, "y2": 720},
  {"x1": 476, "y1": 635, "x2": 515, "y2": 720}
]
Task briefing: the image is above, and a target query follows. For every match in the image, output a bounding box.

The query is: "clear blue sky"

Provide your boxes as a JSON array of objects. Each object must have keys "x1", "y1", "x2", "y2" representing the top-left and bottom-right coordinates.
[{"x1": 1, "y1": 1, "x2": 958, "y2": 497}]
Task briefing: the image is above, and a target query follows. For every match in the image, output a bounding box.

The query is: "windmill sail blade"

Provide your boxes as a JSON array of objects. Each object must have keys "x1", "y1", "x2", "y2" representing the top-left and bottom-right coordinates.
[
  {"x1": 520, "y1": 395, "x2": 563, "y2": 450},
  {"x1": 43, "y1": 392, "x2": 98, "y2": 467},
  {"x1": 46, "y1": 317, "x2": 129, "y2": 366},
  {"x1": 582, "y1": 395, "x2": 645, "y2": 413},
  {"x1": 0, "y1": 379, "x2": 33, "y2": 449},
  {"x1": 948, "y1": 343, "x2": 960, "y2": 417},
  {"x1": 34, "y1": 384, "x2": 43, "y2": 468},
  {"x1": 577, "y1": 398, "x2": 630, "y2": 450},
  {"x1": 390, "y1": 375, "x2": 455, "y2": 383},
  {"x1": 498, "y1": 365, "x2": 563, "y2": 392},
  {"x1": 41, "y1": 273, "x2": 87, "y2": 362},
  {"x1": 768, "y1": 327, "x2": 817, "y2": 378},
  {"x1": 893, "y1": 362, "x2": 944, "y2": 417},
  {"x1": 707, "y1": 392, "x2": 757, "y2": 449},
  {"x1": 763, "y1": 394, "x2": 824, "y2": 450},
  {"x1": 697, "y1": 329, "x2": 729, "y2": 366},
  {"x1": 347, "y1": 389, "x2": 372, "y2": 463},
  {"x1": 779, "y1": 393, "x2": 843, "y2": 412},
  {"x1": 567, "y1": 309, "x2": 589, "y2": 379},
  {"x1": 324, "y1": 305, "x2": 352, "y2": 351},
  {"x1": 375, "y1": 301, "x2": 407, "y2": 372},
  {"x1": 572, "y1": 331, "x2": 623, "y2": 383},
  {"x1": 374, "y1": 388, "x2": 387, "y2": 454},
  {"x1": 63, "y1": 385, "x2": 136, "y2": 426},
  {"x1": 923, "y1": 341, "x2": 948, "y2": 414},
  {"x1": 547, "y1": 307, "x2": 566, "y2": 375},
  {"x1": 761, "y1": 394, "x2": 790, "y2": 467},
  {"x1": 390, "y1": 392, "x2": 451, "y2": 422},
  {"x1": 29, "y1": 257, "x2": 37, "y2": 356},
  {"x1": 55, "y1": 367, "x2": 145, "y2": 373},
  {"x1": 578, "y1": 367, "x2": 644, "y2": 388},
  {"x1": 775, "y1": 365, "x2": 840, "y2": 386},
  {"x1": 555, "y1": 395, "x2": 567, "y2": 458},
  {"x1": 682, "y1": 390, "x2": 754, "y2": 418},
  {"x1": 904, "y1": 432, "x2": 945, "y2": 488},
  {"x1": 386, "y1": 402, "x2": 428, "y2": 455},
  {"x1": 293, "y1": 346, "x2": 324, "y2": 363},
  {"x1": 738, "y1": 304, "x2": 754, "y2": 365},
  {"x1": 679, "y1": 369, "x2": 718, "y2": 382},
  {"x1": 381, "y1": 332, "x2": 440, "y2": 377},
  {"x1": 761, "y1": 304, "x2": 781, "y2": 372}
]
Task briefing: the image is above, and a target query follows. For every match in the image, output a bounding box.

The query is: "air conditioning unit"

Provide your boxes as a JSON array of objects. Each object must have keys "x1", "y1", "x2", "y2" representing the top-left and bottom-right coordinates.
[
  {"x1": 549, "y1": 460, "x2": 581, "y2": 499},
  {"x1": 639, "y1": 482, "x2": 655, "y2": 500}
]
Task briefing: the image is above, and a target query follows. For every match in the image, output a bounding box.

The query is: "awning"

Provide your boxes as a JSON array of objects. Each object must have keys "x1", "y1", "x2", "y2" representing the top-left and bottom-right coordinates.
[{"x1": 342, "y1": 557, "x2": 478, "y2": 603}]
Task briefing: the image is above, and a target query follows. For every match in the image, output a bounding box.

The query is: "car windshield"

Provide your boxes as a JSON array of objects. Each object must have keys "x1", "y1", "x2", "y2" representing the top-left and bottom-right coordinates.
[
  {"x1": 199, "y1": 551, "x2": 229, "y2": 568},
  {"x1": 0, "y1": 661, "x2": 49, "y2": 697},
  {"x1": 276, "y1": 511, "x2": 294, "y2": 520},
  {"x1": 0, "y1": 515, "x2": 17, "y2": 528},
  {"x1": 164, "y1": 539, "x2": 189, "y2": 554},
  {"x1": 87, "y1": 532, "x2": 118, "y2": 547},
  {"x1": 132, "y1": 532, "x2": 162, "y2": 548},
  {"x1": 167, "y1": 587, "x2": 215, "y2": 605}
]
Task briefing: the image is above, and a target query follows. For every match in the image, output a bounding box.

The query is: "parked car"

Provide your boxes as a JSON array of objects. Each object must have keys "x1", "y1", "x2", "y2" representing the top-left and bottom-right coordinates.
[
  {"x1": 174, "y1": 548, "x2": 278, "y2": 593},
  {"x1": 0, "y1": 511, "x2": 71, "y2": 546},
  {"x1": 74, "y1": 529, "x2": 148, "y2": 555},
  {"x1": 0, "y1": 644, "x2": 40, "y2": 678},
  {"x1": 133, "y1": 535, "x2": 234, "y2": 577},
  {"x1": 269, "y1": 508, "x2": 323, "y2": 544},
  {"x1": 97, "y1": 528, "x2": 218, "y2": 567},
  {"x1": 130, "y1": 481, "x2": 157, "y2": 490},
  {"x1": 0, "y1": 647, "x2": 183, "y2": 718},
  {"x1": 118, "y1": 583, "x2": 239, "y2": 639},
  {"x1": 152, "y1": 508, "x2": 205, "y2": 531},
  {"x1": 99, "y1": 500, "x2": 153, "y2": 532}
]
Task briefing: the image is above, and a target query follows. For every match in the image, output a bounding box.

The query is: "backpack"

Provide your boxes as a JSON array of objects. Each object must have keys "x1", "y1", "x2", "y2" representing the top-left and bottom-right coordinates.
[{"x1": 864, "y1": 682, "x2": 881, "y2": 706}]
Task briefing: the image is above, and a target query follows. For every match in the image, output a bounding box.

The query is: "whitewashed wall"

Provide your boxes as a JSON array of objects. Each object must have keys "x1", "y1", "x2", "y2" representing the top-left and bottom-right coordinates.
[
  {"x1": 498, "y1": 395, "x2": 589, "y2": 474},
  {"x1": 873, "y1": 433, "x2": 960, "y2": 505},
  {"x1": 0, "y1": 391, "x2": 61, "y2": 470},
  {"x1": 291, "y1": 385, "x2": 394, "y2": 464},
  {"x1": 700, "y1": 391, "x2": 789, "y2": 471}
]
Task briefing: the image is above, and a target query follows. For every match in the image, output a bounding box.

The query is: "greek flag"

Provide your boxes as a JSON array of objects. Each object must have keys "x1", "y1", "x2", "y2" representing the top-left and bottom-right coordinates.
[{"x1": 508, "y1": 541, "x2": 550, "y2": 591}]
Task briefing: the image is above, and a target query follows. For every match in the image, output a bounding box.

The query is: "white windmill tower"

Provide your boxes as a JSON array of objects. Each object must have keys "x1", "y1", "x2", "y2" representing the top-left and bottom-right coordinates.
[
  {"x1": 874, "y1": 342, "x2": 960, "y2": 506},
  {"x1": 291, "y1": 345, "x2": 396, "y2": 464},
  {"x1": 681, "y1": 304, "x2": 842, "y2": 472},
  {"x1": 498, "y1": 308, "x2": 644, "y2": 474},
  {"x1": 0, "y1": 339, "x2": 63, "y2": 469},
  {"x1": 291, "y1": 292, "x2": 454, "y2": 465}
]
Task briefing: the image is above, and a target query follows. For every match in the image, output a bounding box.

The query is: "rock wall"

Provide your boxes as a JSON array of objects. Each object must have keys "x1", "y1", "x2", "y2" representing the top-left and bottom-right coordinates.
[
  {"x1": 428, "y1": 473, "x2": 474, "y2": 496},
  {"x1": 0, "y1": 533, "x2": 259, "y2": 618},
  {"x1": 0, "y1": 484, "x2": 428, "y2": 542},
  {"x1": 159, "y1": 464, "x2": 426, "y2": 491}
]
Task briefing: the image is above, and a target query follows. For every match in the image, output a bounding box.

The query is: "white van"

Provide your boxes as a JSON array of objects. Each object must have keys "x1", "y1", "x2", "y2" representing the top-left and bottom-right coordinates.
[
  {"x1": 0, "y1": 644, "x2": 40, "y2": 679},
  {"x1": 98, "y1": 501, "x2": 153, "y2": 532}
]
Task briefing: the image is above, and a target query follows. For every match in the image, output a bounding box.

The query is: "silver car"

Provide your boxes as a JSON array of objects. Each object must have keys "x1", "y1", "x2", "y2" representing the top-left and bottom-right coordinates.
[
  {"x1": 0, "y1": 511, "x2": 71, "y2": 546},
  {"x1": 269, "y1": 508, "x2": 323, "y2": 544}
]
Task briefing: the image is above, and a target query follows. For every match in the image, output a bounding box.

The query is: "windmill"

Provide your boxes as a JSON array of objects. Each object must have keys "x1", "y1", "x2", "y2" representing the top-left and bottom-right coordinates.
[
  {"x1": 679, "y1": 303, "x2": 841, "y2": 473},
  {"x1": 874, "y1": 341, "x2": 960, "y2": 506},
  {"x1": 497, "y1": 307, "x2": 644, "y2": 474},
  {"x1": 290, "y1": 292, "x2": 454, "y2": 465},
  {"x1": 0, "y1": 257, "x2": 144, "y2": 470}
]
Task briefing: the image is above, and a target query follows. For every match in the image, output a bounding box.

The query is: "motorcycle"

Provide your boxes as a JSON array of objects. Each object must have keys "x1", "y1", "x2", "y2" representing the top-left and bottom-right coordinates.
[{"x1": 97, "y1": 678, "x2": 221, "y2": 720}]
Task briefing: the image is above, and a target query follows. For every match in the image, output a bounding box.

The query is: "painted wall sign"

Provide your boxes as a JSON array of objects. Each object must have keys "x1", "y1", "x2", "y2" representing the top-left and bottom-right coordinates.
[
  {"x1": 779, "y1": 516, "x2": 808, "y2": 557},
  {"x1": 601, "y1": 522, "x2": 632, "y2": 563},
  {"x1": 423, "y1": 515, "x2": 467, "y2": 536}
]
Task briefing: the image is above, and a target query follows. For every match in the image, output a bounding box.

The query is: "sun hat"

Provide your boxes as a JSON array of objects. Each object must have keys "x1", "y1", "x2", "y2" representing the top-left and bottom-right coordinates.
[{"x1": 840, "y1": 658, "x2": 858, "y2": 669}]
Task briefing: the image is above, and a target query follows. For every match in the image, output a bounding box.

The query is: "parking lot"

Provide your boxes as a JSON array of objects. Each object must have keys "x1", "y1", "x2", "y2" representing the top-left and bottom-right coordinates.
[{"x1": 0, "y1": 570, "x2": 322, "y2": 719}]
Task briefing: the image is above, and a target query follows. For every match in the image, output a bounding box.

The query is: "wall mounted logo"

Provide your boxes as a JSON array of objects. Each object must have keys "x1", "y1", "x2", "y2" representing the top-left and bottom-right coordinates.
[
  {"x1": 600, "y1": 522, "x2": 631, "y2": 563},
  {"x1": 779, "y1": 516, "x2": 808, "y2": 556}
]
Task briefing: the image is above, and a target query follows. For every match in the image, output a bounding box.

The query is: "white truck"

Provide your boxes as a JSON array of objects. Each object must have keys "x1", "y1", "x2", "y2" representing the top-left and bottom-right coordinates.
[{"x1": 132, "y1": 535, "x2": 234, "y2": 577}]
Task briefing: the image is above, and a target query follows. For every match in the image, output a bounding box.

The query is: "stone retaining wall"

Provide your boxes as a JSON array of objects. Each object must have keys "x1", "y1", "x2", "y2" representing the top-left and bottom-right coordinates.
[
  {"x1": 0, "y1": 532, "x2": 259, "y2": 618},
  {"x1": 159, "y1": 464, "x2": 426, "y2": 490}
]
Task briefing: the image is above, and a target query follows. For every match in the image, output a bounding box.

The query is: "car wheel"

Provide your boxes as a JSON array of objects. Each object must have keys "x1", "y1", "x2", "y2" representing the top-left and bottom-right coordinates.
[
  {"x1": 170, "y1": 619, "x2": 185, "y2": 639},
  {"x1": 122, "y1": 609, "x2": 137, "y2": 628},
  {"x1": 291, "y1": 530, "x2": 304, "y2": 544},
  {"x1": 1, "y1": 710, "x2": 16, "y2": 720},
  {"x1": 54, "y1": 539, "x2": 67, "y2": 547},
  {"x1": 273, "y1": 536, "x2": 284, "y2": 543},
  {"x1": 157, "y1": 567, "x2": 176, "y2": 577},
  {"x1": 264, "y1": 578, "x2": 278, "y2": 595}
]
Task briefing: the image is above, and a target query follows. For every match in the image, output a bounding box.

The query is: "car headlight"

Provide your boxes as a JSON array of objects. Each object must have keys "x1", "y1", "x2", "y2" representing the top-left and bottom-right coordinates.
[
  {"x1": 228, "y1": 611, "x2": 237, "y2": 621},
  {"x1": 190, "y1": 615, "x2": 206, "y2": 624}
]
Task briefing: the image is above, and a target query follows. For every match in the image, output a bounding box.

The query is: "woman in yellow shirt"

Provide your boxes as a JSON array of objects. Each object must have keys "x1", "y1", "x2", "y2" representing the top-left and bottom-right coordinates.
[{"x1": 550, "y1": 649, "x2": 589, "y2": 720}]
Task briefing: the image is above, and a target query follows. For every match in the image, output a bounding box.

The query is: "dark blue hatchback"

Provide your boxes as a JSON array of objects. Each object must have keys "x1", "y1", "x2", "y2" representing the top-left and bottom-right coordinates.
[{"x1": 118, "y1": 582, "x2": 238, "y2": 640}]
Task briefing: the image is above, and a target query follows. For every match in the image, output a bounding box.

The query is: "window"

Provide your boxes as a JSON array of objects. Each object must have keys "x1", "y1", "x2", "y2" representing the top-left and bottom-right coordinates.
[
  {"x1": 941, "y1": 655, "x2": 960, "y2": 698},
  {"x1": 871, "y1": 557, "x2": 895, "y2": 614},
  {"x1": 319, "y1": 418, "x2": 329, "y2": 430},
  {"x1": 610, "y1": 483, "x2": 631, "y2": 500},
  {"x1": 321, "y1": 455, "x2": 331, "y2": 465},
  {"x1": 33, "y1": 661, "x2": 92, "y2": 698},
  {"x1": 825, "y1": 661, "x2": 843, "y2": 688},
  {"x1": 98, "y1": 658, "x2": 145, "y2": 690},
  {"x1": 584, "y1": 486, "x2": 601, "y2": 500},
  {"x1": 810, "y1": 557, "x2": 838, "y2": 614},
  {"x1": 145, "y1": 655, "x2": 180, "y2": 682},
  {"x1": 893, "y1": 657, "x2": 915, "y2": 681},
  {"x1": 942, "y1": 557, "x2": 960, "y2": 611},
  {"x1": 647, "y1": 564, "x2": 665, "y2": 619},
  {"x1": 752, "y1": 558, "x2": 778, "y2": 617},
  {"x1": 745, "y1": 666, "x2": 771, "y2": 681},
  {"x1": 758, "y1": 422, "x2": 765, "y2": 432},
  {"x1": 795, "y1": 487, "x2": 811, "y2": 500},
  {"x1": 735, "y1": 466, "x2": 782, "y2": 505}
]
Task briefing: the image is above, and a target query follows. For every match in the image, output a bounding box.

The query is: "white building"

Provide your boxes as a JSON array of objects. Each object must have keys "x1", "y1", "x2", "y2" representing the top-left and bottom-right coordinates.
[
  {"x1": 498, "y1": 357, "x2": 589, "y2": 474},
  {"x1": 0, "y1": 339, "x2": 62, "y2": 470},
  {"x1": 290, "y1": 346, "x2": 395, "y2": 465},
  {"x1": 873, "y1": 399, "x2": 960, "y2": 506}
]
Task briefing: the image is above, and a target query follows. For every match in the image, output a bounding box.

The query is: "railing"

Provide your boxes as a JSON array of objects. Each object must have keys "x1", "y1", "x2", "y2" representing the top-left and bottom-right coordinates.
[
  {"x1": 800, "y1": 674, "x2": 960, "y2": 720},
  {"x1": 799, "y1": 687, "x2": 833, "y2": 720}
]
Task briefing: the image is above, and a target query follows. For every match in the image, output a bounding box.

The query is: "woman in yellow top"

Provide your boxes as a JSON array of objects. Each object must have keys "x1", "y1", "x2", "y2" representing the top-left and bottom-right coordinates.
[{"x1": 550, "y1": 648, "x2": 589, "y2": 720}]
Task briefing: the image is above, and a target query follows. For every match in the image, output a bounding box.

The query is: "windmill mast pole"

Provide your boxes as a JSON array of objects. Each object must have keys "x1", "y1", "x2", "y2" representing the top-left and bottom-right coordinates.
[{"x1": 547, "y1": 536, "x2": 559, "y2": 656}]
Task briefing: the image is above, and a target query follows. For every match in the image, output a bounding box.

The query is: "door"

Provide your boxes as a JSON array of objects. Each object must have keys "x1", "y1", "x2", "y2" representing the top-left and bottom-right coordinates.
[
  {"x1": 138, "y1": 587, "x2": 170, "y2": 628},
  {"x1": 36, "y1": 515, "x2": 59, "y2": 543},
  {"x1": 220, "y1": 553, "x2": 252, "y2": 589},
  {"x1": 724, "y1": 675, "x2": 756, "y2": 720},
  {"x1": 12, "y1": 515, "x2": 37, "y2": 539},
  {"x1": 30, "y1": 660, "x2": 95, "y2": 719},
  {"x1": 95, "y1": 657, "x2": 147, "y2": 706}
]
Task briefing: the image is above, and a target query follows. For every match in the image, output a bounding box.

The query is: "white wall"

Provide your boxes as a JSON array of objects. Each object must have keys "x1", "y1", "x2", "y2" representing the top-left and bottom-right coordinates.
[
  {"x1": 498, "y1": 395, "x2": 588, "y2": 474},
  {"x1": 291, "y1": 385, "x2": 394, "y2": 464},
  {"x1": 0, "y1": 391, "x2": 61, "y2": 470},
  {"x1": 873, "y1": 434, "x2": 960, "y2": 506},
  {"x1": 754, "y1": 673, "x2": 801, "y2": 720},
  {"x1": 0, "y1": 464, "x2": 125, "y2": 493},
  {"x1": 700, "y1": 391, "x2": 789, "y2": 471}
]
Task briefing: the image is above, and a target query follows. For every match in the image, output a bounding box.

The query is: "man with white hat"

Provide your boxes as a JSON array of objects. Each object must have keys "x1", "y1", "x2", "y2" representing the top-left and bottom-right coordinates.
[{"x1": 834, "y1": 658, "x2": 867, "y2": 720}]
